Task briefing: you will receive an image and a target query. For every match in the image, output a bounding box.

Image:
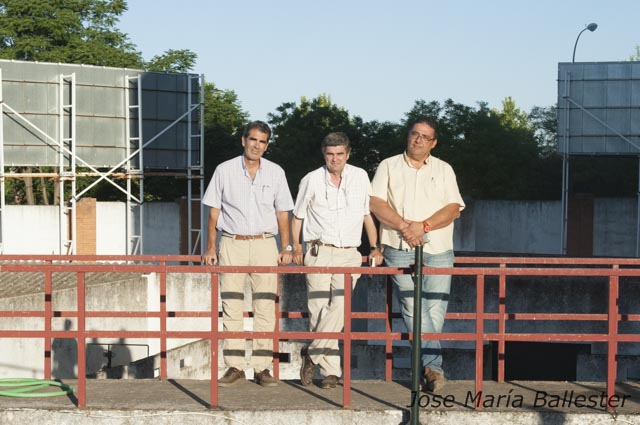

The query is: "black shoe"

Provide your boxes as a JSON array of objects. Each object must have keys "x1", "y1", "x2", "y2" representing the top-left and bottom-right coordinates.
[
  {"x1": 218, "y1": 367, "x2": 245, "y2": 387},
  {"x1": 300, "y1": 347, "x2": 315, "y2": 387},
  {"x1": 255, "y1": 369, "x2": 278, "y2": 387},
  {"x1": 320, "y1": 375, "x2": 339, "y2": 389}
]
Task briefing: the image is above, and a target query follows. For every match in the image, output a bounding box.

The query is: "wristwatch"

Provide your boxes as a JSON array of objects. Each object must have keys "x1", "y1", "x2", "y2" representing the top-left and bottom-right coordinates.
[
  {"x1": 284, "y1": 245, "x2": 293, "y2": 251},
  {"x1": 370, "y1": 245, "x2": 379, "y2": 251}
]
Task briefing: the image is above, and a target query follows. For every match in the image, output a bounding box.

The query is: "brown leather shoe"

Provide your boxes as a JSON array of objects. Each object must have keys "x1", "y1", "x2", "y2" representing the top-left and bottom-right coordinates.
[
  {"x1": 300, "y1": 347, "x2": 315, "y2": 387},
  {"x1": 423, "y1": 367, "x2": 446, "y2": 393},
  {"x1": 255, "y1": 369, "x2": 278, "y2": 387},
  {"x1": 218, "y1": 367, "x2": 245, "y2": 387},
  {"x1": 320, "y1": 375, "x2": 339, "y2": 389}
]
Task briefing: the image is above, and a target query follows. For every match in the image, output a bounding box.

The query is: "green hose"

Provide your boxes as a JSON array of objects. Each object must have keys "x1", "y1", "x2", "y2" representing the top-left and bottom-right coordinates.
[{"x1": 0, "y1": 378, "x2": 75, "y2": 397}]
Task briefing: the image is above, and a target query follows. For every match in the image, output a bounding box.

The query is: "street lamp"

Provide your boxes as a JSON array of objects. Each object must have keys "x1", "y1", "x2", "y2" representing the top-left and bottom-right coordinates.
[{"x1": 572, "y1": 23, "x2": 598, "y2": 63}]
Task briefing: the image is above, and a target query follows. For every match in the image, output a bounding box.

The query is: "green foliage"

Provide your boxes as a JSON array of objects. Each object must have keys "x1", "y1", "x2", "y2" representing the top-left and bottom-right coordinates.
[
  {"x1": 528, "y1": 105, "x2": 558, "y2": 156},
  {"x1": 496, "y1": 96, "x2": 529, "y2": 130},
  {"x1": 203, "y1": 82, "x2": 249, "y2": 182},
  {"x1": 146, "y1": 49, "x2": 197, "y2": 73},
  {"x1": 0, "y1": 0, "x2": 144, "y2": 68},
  {"x1": 267, "y1": 94, "x2": 360, "y2": 196},
  {"x1": 629, "y1": 45, "x2": 640, "y2": 61},
  {"x1": 402, "y1": 98, "x2": 558, "y2": 200}
]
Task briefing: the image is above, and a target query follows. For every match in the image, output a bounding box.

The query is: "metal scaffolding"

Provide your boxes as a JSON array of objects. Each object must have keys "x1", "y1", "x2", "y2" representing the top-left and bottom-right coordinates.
[
  {"x1": 0, "y1": 60, "x2": 205, "y2": 255},
  {"x1": 558, "y1": 62, "x2": 640, "y2": 257}
]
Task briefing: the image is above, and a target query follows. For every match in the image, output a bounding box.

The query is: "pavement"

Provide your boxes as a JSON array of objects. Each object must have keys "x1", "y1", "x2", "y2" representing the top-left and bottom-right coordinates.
[{"x1": 1, "y1": 378, "x2": 639, "y2": 424}]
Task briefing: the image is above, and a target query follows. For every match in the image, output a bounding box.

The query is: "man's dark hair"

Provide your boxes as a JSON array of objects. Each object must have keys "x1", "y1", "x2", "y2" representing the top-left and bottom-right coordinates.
[
  {"x1": 321, "y1": 132, "x2": 351, "y2": 153},
  {"x1": 410, "y1": 116, "x2": 438, "y2": 139},
  {"x1": 243, "y1": 120, "x2": 272, "y2": 140}
]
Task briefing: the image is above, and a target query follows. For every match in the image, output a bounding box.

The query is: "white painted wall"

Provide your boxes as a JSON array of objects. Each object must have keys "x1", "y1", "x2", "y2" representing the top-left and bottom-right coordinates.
[
  {"x1": 1, "y1": 199, "x2": 638, "y2": 257},
  {"x1": 3, "y1": 205, "x2": 66, "y2": 254}
]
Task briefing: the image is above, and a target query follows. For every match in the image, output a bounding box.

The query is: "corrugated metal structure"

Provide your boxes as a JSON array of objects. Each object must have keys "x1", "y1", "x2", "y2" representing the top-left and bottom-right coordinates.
[
  {"x1": 557, "y1": 61, "x2": 640, "y2": 256},
  {"x1": 0, "y1": 59, "x2": 205, "y2": 255}
]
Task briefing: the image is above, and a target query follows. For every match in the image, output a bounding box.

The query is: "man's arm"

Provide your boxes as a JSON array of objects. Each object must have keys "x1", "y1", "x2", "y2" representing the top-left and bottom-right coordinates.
[
  {"x1": 401, "y1": 203, "x2": 461, "y2": 247},
  {"x1": 291, "y1": 216, "x2": 304, "y2": 265},
  {"x1": 369, "y1": 196, "x2": 408, "y2": 232},
  {"x1": 201, "y1": 207, "x2": 221, "y2": 265},
  {"x1": 276, "y1": 210, "x2": 292, "y2": 265},
  {"x1": 363, "y1": 214, "x2": 384, "y2": 267}
]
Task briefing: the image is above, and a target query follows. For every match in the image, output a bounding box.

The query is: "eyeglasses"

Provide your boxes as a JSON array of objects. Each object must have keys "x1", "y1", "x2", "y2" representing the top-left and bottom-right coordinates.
[{"x1": 410, "y1": 130, "x2": 436, "y2": 142}]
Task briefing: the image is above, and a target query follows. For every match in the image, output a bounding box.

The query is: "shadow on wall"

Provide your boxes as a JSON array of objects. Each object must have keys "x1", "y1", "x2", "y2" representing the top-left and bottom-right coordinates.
[{"x1": 52, "y1": 321, "x2": 133, "y2": 378}]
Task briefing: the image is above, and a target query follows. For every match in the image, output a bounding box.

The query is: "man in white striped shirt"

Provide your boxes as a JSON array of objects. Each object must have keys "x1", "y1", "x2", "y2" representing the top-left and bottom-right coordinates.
[
  {"x1": 202, "y1": 120, "x2": 294, "y2": 388},
  {"x1": 292, "y1": 132, "x2": 383, "y2": 389}
]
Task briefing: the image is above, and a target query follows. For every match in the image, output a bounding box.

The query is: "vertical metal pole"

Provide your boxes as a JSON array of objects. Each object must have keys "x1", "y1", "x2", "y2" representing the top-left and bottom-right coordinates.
[
  {"x1": 0, "y1": 68, "x2": 4, "y2": 254},
  {"x1": 561, "y1": 70, "x2": 572, "y2": 255},
  {"x1": 210, "y1": 272, "x2": 219, "y2": 407},
  {"x1": 410, "y1": 245, "x2": 423, "y2": 425},
  {"x1": 636, "y1": 156, "x2": 640, "y2": 257},
  {"x1": 343, "y1": 272, "x2": 353, "y2": 408}
]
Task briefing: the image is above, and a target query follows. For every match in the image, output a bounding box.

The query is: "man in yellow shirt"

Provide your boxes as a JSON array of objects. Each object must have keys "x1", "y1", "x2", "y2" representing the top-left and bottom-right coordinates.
[{"x1": 370, "y1": 117, "x2": 464, "y2": 393}]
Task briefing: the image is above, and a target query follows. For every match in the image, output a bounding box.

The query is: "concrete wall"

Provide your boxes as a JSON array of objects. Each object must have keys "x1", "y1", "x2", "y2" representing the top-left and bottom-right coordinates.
[
  {"x1": 593, "y1": 198, "x2": 637, "y2": 257},
  {"x1": 5, "y1": 198, "x2": 637, "y2": 257},
  {"x1": 2, "y1": 201, "x2": 181, "y2": 255},
  {"x1": 463, "y1": 200, "x2": 563, "y2": 254}
]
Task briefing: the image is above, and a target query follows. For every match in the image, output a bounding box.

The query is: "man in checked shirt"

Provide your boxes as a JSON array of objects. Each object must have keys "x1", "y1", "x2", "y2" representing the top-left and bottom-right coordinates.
[
  {"x1": 202, "y1": 120, "x2": 293, "y2": 387},
  {"x1": 292, "y1": 132, "x2": 383, "y2": 389}
]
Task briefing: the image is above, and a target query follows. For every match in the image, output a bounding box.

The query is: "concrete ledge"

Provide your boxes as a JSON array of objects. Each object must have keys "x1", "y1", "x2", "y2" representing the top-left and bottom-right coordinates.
[{"x1": 0, "y1": 379, "x2": 638, "y2": 424}]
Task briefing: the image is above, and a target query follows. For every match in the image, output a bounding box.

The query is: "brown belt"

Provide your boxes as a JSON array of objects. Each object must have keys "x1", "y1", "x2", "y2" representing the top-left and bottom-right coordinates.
[
  {"x1": 309, "y1": 240, "x2": 356, "y2": 249},
  {"x1": 223, "y1": 233, "x2": 275, "y2": 240}
]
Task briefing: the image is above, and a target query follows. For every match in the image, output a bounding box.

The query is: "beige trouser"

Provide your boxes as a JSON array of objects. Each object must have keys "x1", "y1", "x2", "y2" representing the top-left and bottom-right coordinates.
[
  {"x1": 304, "y1": 244, "x2": 362, "y2": 377},
  {"x1": 219, "y1": 236, "x2": 278, "y2": 371}
]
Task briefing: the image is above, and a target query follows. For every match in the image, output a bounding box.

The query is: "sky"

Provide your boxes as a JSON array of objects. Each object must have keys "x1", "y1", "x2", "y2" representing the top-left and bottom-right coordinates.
[{"x1": 119, "y1": 0, "x2": 640, "y2": 124}]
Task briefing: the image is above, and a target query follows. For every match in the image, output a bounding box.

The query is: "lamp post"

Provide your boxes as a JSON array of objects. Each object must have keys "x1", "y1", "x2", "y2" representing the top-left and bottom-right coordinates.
[{"x1": 572, "y1": 23, "x2": 598, "y2": 63}]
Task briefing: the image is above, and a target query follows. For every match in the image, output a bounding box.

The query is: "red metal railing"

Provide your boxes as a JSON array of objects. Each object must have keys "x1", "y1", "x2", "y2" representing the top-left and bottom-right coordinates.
[{"x1": 0, "y1": 255, "x2": 638, "y2": 409}]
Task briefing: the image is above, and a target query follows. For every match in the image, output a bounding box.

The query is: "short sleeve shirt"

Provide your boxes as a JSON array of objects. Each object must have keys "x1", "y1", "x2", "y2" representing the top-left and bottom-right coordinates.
[
  {"x1": 202, "y1": 155, "x2": 294, "y2": 235},
  {"x1": 293, "y1": 164, "x2": 371, "y2": 247},
  {"x1": 371, "y1": 153, "x2": 464, "y2": 254}
]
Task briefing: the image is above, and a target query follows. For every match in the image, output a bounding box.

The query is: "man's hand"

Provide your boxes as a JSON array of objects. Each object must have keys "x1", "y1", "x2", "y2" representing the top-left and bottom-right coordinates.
[
  {"x1": 369, "y1": 248, "x2": 384, "y2": 267},
  {"x1": 279, "y1": 249, "x2": 293, "y2": 265},
  {"x1": 292, "y1": 246, "x2": 304, "y2": 265},
  {"x1": 401, "y1": 221, "x2": 425, "y2": 248},
  {"x1": 201, "y1": 248, "x2": 218, "y2": 266}
]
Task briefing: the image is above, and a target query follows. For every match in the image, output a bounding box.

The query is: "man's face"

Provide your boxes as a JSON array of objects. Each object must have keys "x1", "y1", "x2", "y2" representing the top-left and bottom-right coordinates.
[
  {"x1": 406, "y1": 122, "x2": 437, "y2": 159},
  {"x1": 323, "y1": 145, "x2": 350, "y2": 174},
  {"x1": 241, "y1": 129, "x2": 269, "y2": 161}
]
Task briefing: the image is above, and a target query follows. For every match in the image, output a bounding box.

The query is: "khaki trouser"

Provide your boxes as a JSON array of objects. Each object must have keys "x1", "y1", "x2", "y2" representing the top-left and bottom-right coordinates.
[
  {"x1": 219, "y1": 236, "x2": 278, "y2": 372},
  {"x1": 304, "y1": 245, "x2": 362, "y2": 377}
]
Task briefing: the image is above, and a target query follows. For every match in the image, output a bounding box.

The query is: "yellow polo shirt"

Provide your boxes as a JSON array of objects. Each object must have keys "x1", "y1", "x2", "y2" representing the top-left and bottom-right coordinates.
[{"x1": 371, "y1": 153, "x2": 464, "y2": 254}]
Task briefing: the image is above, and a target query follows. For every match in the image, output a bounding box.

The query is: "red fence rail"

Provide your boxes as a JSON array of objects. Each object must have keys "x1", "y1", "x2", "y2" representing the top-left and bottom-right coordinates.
[{"x1": 0, "y1": 254, "x2": 639, "y2": 409}]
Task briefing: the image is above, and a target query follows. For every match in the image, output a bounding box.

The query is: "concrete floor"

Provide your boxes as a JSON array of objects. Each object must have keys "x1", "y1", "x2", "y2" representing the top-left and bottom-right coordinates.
[{"x1": 0, "y1": 379, "x2": 639, "y2": 424}]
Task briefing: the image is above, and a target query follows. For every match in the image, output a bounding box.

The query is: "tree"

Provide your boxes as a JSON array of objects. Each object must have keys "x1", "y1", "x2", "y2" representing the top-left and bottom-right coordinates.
[
  {"x1": 146, "y1": 49, "x2": 197, "y2": 73},
  {"x1": 528, "y1": 105, "x2": 558, "y2": 156},
  {"x1": 0, "y1": 0, "x2": 144, "y2": 67},
  {"x1": 629, "y1": 45, "x2": 640, "y2": 61},
  {"x1": 202, "y1": 82, "x2": 249, "y2": 182},
  {"x1": 496, "y1": 96, "x2": 529, "y2": 130},
  {"x1": 401, "y1": 98, "x2": 557, "y2": 200},
  {"x1": 267, "y1": 94, "x2": 360, "y2": 195},
  {"x1": 0, "y1": 0, "x2": 202, "y2": 204}
]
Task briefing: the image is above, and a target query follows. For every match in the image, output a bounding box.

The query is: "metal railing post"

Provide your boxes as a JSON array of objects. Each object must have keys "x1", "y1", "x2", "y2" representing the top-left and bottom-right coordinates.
[{"x1": 410, "y1": 245, "x2": 423, "y2": 425}]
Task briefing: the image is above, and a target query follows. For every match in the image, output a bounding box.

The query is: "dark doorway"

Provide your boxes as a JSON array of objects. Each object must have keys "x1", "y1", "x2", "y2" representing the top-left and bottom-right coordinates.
[{"x1": 493, "y1": 342, "x2": 587, "y2": 381}]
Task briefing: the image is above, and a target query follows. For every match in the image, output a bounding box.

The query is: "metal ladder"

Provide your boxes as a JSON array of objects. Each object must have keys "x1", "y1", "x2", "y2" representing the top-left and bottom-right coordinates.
[
  {"x1": 125, "y1": 75, "x2": 144, "y2": 255},
  {"x1": 187, "y1": 74, "x2": 205, "y2": 256},
  {"x1": 59, "y1": 72, "x2": 76, "y2": 254}
]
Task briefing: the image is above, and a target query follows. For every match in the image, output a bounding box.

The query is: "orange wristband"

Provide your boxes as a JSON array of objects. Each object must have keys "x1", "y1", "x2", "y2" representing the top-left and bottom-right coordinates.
[{"x1": 422, "y1": 221, "x2": 431, "y2": 233}]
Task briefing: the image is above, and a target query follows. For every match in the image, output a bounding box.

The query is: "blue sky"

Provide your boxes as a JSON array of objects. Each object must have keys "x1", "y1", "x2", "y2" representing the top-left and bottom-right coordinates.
[{"x1": 119, "y1": 0, "x2": 639, "y2": 123}]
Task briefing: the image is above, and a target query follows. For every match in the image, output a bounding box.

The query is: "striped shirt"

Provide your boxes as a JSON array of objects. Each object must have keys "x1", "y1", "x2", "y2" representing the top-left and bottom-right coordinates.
[
  {"x1": 202, "y1": 155, "x2": 293, "y2": 235},
  {"x1": 293, "y1": 164, "x2": 371, "y2": 248}
]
